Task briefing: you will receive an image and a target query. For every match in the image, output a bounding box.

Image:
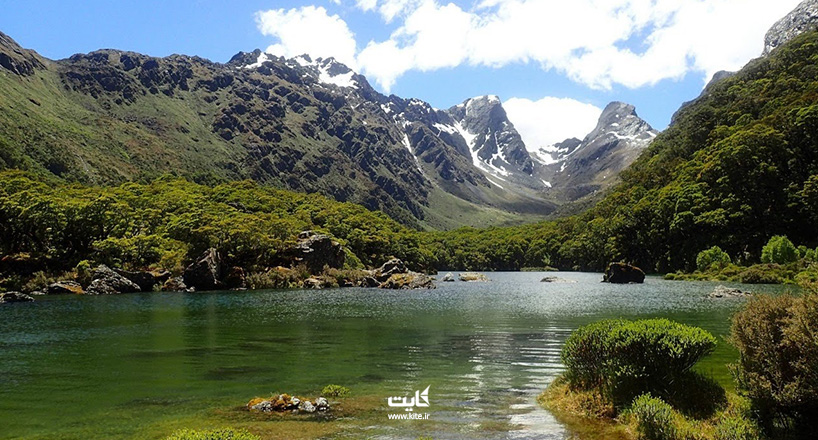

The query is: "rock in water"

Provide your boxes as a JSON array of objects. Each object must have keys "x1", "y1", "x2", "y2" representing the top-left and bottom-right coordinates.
[
  {"x1": 86, "y1": 265, "x2": 142, "y2": 295},
  {"x1": 291, "y1": 231, "x2": 345, "y2": 273},
  {"x1": 300, "y1": 400, "x2": 316, "y2": 413},
  {"x1": 708, "y1": 285, "x2": 752, "y2": 298},
  {"x1": 459, "y1": 272, "x2": 489, "y2": 282},
  {"x1": 47, "y1": 281, "x2": 84, "y2": 295},
  {"x1": 114, "y1": 269, "x2": 171, "y2": 292},
  {"x1": 442, "y1": 272, "x2": 455, "y2": 282},
  {"x1": 0, "y1": 291, "x2": 34, "y2": 304},
  {"x1": 183, "y1": 248, "x2": 222, "y2": 291},
  {"x1": 380, "y1": 273, "x2": 435, "y2": 290},
  {"x1": 603, "y1": 263, "x2": 645, "y2": 284},
  {"x1": 541, "y1": 276, "x2": 577, "y2": 283},
  {"x1": 315, "y1": 397, "x2": 330, "y2": 411},
  {"x1": 161, "y1": 277, "x2": 187, "y2": 292},
  {"x1": 375, "y1": 258, "x2": 408, "y2": 282}
]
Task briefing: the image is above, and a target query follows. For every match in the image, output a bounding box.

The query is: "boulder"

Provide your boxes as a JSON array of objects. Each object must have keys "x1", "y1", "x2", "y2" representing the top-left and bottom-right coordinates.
[
  {"x1": 183, "y1": 248, "x2": 222, "y2": 291},
  {"x1": 380, "y1": 272, "x2": 435, "y2": 290},
  {"x1": 459, "y1": 272, "x2": 489, "y2": 282},
  {"x1": 541, "y1": 276, "x2": 577, "y2": 283},
  {"x1": 375, "y1": 258, "x2": 408, "y2": 282},
  {"x1": 47, "y1": 281, "x2": 84, "y2": 295},
  {"x1": 315, "y1": 397, "x2": 330, "y2": 411},
  {"x1": 300, "y1": 400, "x2": 316, "y2": 413},
  {"x1": 291, "y1": 231, "x2": 345, "y2": 273},
  {"x1": 114, "y1": 269, "x2": 171, "y2": 292},
  {"x1": 161, "y1": 277, "x2": 187, "y2": 292},
  {"x1": 303, "y1": 276, "x2": 337, "y2": 289},
  {"x1": 708, "y1": 285, "x2": 752, "y2": 298},
  {"x1": 223, "y1": 266, "x2": 247, "y2": 289},
  {"x1": 603, "y1": 263, "x2": 645, "y2": 284},
  {"x1": 442, "y1": 272, "x2": 455, "y2": 282},
  {"x1": 0, "y1": 291, "x2": 34, "y2": 304},
  {"x1": 86, "y1": 265, "x2": 141, "y2": 295},
  {"x1": 360, "y1": 276, "x2": 380, "y2": 288}
]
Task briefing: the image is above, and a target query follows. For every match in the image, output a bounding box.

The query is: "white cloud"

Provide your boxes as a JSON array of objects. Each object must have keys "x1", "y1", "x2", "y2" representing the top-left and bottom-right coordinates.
[
  {"x1": 256, "y1": 0, "x2": 802, "y2": 92},
  {"x1": 504, "y1": 97, "x2": 602, "y2": 151},
  {"x1": 255, "y1": 6, "x2": 358, "y2": 69}
]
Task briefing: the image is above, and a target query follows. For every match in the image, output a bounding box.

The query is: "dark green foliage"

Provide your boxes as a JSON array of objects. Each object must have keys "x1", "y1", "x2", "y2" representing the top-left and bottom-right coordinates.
[
  {"x1": 697, "y1": 246, "x2": 731, "y2": 272},
  {"x1": 629, "y1": 394, "x2": 678, "y2": 440},
  {"x1": 737, "y1": 264, "x2": 787, "y2": 284},
  {"x1": 561, "y1": 319, "x2": 718, "y2": 408},
  {"x1": 730, "y1": 286, "x2": 818, "y2": 437}
]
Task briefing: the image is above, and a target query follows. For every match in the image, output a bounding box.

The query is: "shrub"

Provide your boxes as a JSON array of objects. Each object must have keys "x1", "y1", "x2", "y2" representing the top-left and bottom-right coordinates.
[
  {"x1": 562, "y1": 319, "x2": 717, "y2": 407},
  {"x1": 165, "y1": 428, "x2": 259, "y2": 440},
  {"x1": 760, "y1": 236, "x2": 798, "y2": 265},
  {"x1": 714, "y1": 415, "x2": 761, "y2": 440},
  {"x1": 738, "y1": 264, "x2": 784, "y2": 284},
  {"x1": 730, "y1": 285, "x2": 818, "y2": 436},
  {"x1": 697, "y1": 246, "x2": 731, "y2": 272},
  {"x1": 322, "y1": 384, "x2": 350, "y2": 397},
  {"x1": 629, "y1": 394, "x2": 678, "y2": 440}
]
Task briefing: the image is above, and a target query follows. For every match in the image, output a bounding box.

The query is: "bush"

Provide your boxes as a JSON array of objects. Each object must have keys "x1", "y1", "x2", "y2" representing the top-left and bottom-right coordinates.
[
  {"x1": 760, "y1": 236, "x2": 798, "y2": 265},
  {"x1": 738, "y1": 264, "x2": 784, "y2": 284},
  {"x1": 697, "y1": 246, "x2": 731, "y2": 272},
  {"x1": 165, "y1": 428, "x2": 259, "y2": 440},
  {"x1": 562, "y1": 319, "x2": 717, "y2": 407},
  {"x1": 321, "y1": 384, "x2": 350, "y2": 397},
  {"x1": 714, "y1": 415, "x2": 761, "y2": 440},
  {"x1": 730, "y1": 286, "x2": 818, "y2": 436},
  {"x1": 629, "y1": 394, "x2": 678, "y2": 440}
]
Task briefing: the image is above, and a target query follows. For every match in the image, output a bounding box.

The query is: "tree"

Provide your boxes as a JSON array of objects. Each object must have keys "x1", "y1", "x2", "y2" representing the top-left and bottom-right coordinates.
[
  {"x1": 696, "y1": 246, "x2": 731, "y2": 272},
  {"x1": 760, "y1": 236, "x2": 798, "y2": 264}
]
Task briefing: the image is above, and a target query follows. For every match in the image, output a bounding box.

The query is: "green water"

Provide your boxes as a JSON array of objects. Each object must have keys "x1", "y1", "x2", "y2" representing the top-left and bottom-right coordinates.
[{"x1": 0, "y1": 273, "x2": 791, "y2": 439}]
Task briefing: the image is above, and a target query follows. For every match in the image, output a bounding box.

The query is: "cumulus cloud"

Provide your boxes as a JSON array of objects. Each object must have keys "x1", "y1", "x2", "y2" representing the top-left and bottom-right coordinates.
[
  {"x1": 254, "y1": 0, "x2": 802, "y2": 92},
  {"x1": 351, "y1": 0, "x2": 801, "y2": 91},
  {"x1": 504, "y1": 97, "x2": 602, "y2": 151},
  {"x1": 255, "y1": 6, "x2": 358, "y2": 69}
]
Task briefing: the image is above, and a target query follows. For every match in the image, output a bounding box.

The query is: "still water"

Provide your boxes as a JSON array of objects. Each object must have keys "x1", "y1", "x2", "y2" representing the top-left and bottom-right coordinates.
[{"x1": 0, "y1": 272, "x2": 791, "y2": 439}]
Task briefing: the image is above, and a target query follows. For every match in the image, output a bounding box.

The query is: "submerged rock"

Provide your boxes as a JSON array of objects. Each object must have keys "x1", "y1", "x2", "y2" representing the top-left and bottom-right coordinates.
[
  {"x1": 47, "y1": 280, "x2": 84, "y2": 295},
  {"x1": 541, "y1": 276, "x2": 577, "y2": 283},
  {"x1": 0, "y1": 291, "x2": 34, "y2": 304},
  {"x1": 183, "y1": 248, "x2": 222, "y2": 291},
  {"x1": 603, "y1": 263, "x2": 645, "y2": 284},
  {"x1": 459, "y1": 272, "x2": 489, "y2": 282},
  {"x1": 86, "y1": 265, "x2": 141, "y2": 295},
  {"x1": 708, "y1": 285, "x2": 752, "y2": 298}
]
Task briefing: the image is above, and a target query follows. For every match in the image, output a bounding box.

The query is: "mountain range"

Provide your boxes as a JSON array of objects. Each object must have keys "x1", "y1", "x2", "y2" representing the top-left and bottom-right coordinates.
[{"x1": 0, "y1": 31, "x2": 656, "y2": 229}]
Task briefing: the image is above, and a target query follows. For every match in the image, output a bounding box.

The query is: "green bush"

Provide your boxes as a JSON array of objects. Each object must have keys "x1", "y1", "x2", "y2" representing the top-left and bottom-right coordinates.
[
  {"x1": 321, "y1": 384, "x2": 351, "y2": 397},
  {"x1": 629, "y1": 394, "x2": 678, "y2": 440},
  {"x1": 165, "y1": 428, "x2": 259, "y2": 440},
  {"x1": 714, "y1": 415, "x2": 761, "y2": 440},
  {"x1": 562, "y1": 319, "x2": 717, "y2": 407},
  {"x1": 730, "y1": 286, "x2": 818, "y2": 436},
  {"x1": 738, "y1": 264, "x2": 784, "y2": 284},
  {"x1": 697, "y1": 246, "x2": 731, "y2": 272},
  {"x1": 760, "y1": 236, "x2": 798, "y2": 265}
]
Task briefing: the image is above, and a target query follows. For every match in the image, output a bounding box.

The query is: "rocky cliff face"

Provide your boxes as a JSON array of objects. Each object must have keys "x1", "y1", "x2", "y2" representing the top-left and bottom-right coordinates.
[{"x1": 764, "y1": 0, "x2": 818, "y2": 55}]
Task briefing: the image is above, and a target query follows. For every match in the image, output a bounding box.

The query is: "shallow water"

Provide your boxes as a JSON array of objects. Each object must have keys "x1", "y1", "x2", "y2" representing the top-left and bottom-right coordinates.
[{"x1": 0, "y1": 272, "x2": 791, "y2": 439}]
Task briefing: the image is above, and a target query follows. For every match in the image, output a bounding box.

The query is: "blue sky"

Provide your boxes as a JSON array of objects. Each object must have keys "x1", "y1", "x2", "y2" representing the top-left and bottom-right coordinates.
[{"x1": 0, "y1": 0, "x2": 802, "y2": 150}]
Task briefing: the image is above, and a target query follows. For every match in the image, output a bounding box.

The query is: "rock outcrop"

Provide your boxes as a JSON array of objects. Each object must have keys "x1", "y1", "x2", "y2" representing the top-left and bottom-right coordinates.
[
  {"x1": 0, "y1": 291, "x2": 34, "y2": 304},
  {"x1": 183, "y1": 248, "x2": 222, "y2": 291},
  {"x1": 47, "y1": 281, "x2": 84, "y2": 295},
  {"x1": 763, "y1": 0, "x2": 818, "y2": 55},
  {"x1": 603, "y1": 263, "x2": 646, "y2": 284},
  {"x1": 290, "y1": 231, "x2": 345, "y2": 273},
  {"x1": 247, "y1": 393, "x2": 330, "y2": 414},
  {"x1": 114, "y1": 269, "x2": 171, "y2": 292},
  {"x1": 86, "y1": 265, "x2": 142, "y2": 295}
]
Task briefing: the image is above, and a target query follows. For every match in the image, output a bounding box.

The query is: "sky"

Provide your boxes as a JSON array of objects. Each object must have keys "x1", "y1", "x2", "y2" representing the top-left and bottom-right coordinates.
[{"x1": 0, "y1": 0, "x2": 803, "y2": 151}]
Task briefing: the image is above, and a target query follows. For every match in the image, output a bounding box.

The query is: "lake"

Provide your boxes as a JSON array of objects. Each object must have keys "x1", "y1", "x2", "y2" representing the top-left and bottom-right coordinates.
[{"x1": 0, "y1": 272, "x2": 792, "y2": 439}]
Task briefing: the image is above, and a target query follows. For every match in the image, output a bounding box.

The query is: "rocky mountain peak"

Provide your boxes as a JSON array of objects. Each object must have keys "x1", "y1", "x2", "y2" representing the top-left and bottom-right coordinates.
[
  {"x1": 763, "y1": 0, "x2": 818, "y2": 55},
  {"x1": 0, "y1": 31, "x2": 46, "y2": 76}
]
